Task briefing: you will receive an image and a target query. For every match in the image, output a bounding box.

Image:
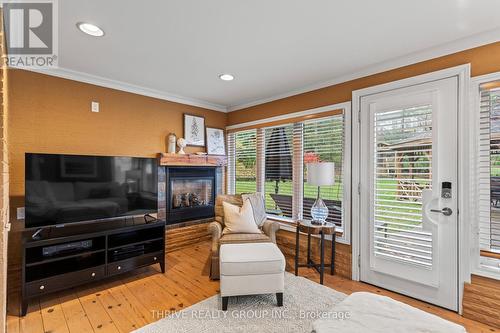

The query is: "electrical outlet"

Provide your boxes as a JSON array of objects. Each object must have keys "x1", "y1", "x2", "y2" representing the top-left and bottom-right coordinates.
[
  {"x1": 17, "y1": 207, "x2": 25, "y2": 220},
  {"x1": 91, "y1": 101, "x2": 99, "y2": 113}
]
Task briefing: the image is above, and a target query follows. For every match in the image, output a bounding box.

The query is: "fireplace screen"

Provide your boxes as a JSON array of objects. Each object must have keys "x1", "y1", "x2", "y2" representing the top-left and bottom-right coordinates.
[{"x1": 171, "y1": 178, "x2": 213, "y2": 209}]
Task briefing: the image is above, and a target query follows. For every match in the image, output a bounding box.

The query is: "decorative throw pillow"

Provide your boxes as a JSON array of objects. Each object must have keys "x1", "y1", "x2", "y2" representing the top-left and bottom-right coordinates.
[
  {"x1": 222, "y1": 199, "x2": 262, "y2": 234},
  {"x1": 242, "y1": 192, "x2": 267, "y2": 227}
]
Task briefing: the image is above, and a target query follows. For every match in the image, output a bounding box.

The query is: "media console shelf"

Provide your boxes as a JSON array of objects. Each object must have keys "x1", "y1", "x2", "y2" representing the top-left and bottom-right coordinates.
[{"x1": 21, "y1": 219, "x2": 165, "y2": 316}]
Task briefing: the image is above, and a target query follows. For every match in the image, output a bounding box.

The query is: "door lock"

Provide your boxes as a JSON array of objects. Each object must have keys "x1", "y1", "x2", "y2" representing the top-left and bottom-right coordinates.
[
  {"x1": 441, "y1": 182, "x2": 452, "y2": 199},
  {"x1": 430, "y1": 207, "x2": 452, "y2": 216}
]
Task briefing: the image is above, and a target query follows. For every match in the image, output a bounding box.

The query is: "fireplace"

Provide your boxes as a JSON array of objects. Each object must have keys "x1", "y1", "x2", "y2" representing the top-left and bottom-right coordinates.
[
  {"x1": 164, "y1": 167, "x2": 218, "y2": 224},
  {"x1": 171, "y1": 178, "x2": 213, "y2": 209}
]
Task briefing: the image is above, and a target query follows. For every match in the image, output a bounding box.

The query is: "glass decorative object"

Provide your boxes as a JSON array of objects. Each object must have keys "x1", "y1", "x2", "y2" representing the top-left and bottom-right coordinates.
[{"x1": 306, "y1": 162, "x2": 335, "y2": 225}]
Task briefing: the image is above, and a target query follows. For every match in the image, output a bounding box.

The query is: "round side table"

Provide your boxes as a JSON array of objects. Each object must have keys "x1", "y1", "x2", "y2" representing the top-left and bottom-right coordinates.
[{"x1": 294, "y1": 220, "x2": 335, "y2": 285}]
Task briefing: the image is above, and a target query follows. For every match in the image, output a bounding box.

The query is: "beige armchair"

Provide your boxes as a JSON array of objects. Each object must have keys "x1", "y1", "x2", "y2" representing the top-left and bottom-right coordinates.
[{"x1": 208, "y1": 194, "x2": 280, "y2": 279}]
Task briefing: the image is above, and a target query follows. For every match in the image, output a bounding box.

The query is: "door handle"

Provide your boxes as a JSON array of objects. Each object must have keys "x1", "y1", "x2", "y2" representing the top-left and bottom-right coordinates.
[{"x1": 430, "y1": 207, "x2": 452, "y2": 216}]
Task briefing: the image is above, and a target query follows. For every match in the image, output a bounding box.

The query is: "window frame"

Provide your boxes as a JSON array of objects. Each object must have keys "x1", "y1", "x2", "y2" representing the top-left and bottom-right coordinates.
[
  {"x1": 471, "y1": 71, "x2": 500, "y2": 281},
  {"x1": 226, "y1": 102, "x2": 352, "y2": 245}
]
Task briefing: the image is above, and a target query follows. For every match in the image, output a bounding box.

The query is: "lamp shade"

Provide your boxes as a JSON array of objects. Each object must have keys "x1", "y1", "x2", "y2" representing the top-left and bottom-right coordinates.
[{"x1": 306, "y1": 162, "x2": 335, "y2": 186}]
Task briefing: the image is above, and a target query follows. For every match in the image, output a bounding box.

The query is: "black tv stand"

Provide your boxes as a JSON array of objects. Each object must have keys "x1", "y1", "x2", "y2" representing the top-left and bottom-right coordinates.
[{"x1": 20, "y1": 218, "x2": 165, "y2": 316}]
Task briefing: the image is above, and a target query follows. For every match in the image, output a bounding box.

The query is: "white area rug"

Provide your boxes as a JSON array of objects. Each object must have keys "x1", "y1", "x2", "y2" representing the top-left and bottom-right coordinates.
[
  {"x1": 313, "y1": 292, "x2": 467, "y2": 333},
  {"x1": 134, "y1": 272, "x2": 347, "y2": 333}
]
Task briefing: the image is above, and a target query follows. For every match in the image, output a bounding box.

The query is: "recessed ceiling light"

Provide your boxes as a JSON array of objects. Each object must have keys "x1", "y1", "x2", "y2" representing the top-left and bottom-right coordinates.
[
  {"x1": 219, "y1": 74, "x2": 234, "y2": 81},
  {"x1": 77, "y1": 22, "x2": 105, "y2": 37}
]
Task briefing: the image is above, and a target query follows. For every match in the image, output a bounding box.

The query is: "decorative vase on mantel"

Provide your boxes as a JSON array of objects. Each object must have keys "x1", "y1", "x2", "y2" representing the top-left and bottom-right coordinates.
[{"x1": 167, "y1": 133, "x2": 177, "y2": 154}]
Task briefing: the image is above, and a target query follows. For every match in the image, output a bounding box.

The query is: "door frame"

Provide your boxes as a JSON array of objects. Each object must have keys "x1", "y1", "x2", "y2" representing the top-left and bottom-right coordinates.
[{"x1": 351, "y1": 64, "x2": 471, "y2": 313}]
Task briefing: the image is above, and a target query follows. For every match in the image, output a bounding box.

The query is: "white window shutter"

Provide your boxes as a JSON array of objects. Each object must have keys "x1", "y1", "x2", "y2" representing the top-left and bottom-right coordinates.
[
  {"x1": 303, "y1": 115, "x2": 345, "y2": 228},
  {"x1": 371, "y1": 106, "x2": 433, "y2": 267},
  {"x1": 292, "y1": 122, "x2": 304, "y2": 220},
  {"x1": 478, "y1": 85, "x2": 500, "y2": 253},
  {"x1": 234, "y1": 129, "x2": 257, "y2": 194},
  {"x1": 263, "y1": 124, "x2": 294, "y2": 218},
  {"x1": 478, "y1": 89, "x2": 493, "y2": 251},
  {"x1": 226, "y1": 132, "x2": 236, "y2": 194},
  {"x1": 256, "y1": 128, "x2": 266, "y2": 194},
  {"x1": 225, "y1": 110, "x2": 350, "y2": 241},
  {"x1": 475, "y1": 80, "x2": 500, "y2": 277}
]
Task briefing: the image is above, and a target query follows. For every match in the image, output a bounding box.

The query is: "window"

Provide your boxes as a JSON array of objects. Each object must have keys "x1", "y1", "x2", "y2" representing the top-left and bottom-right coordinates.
[
  {"x1": 475, "y1": 77, "x2": 500, "y2": 278},
  {"x1": 303, "y1": 115, "x2": 344, "y2": 227},
  {"x1": 227, "y1": 129, "x2": 257, "y2": 195},
  {"x1": 227, "y1": 105, "x2": 351, "y2": 244},
  {"x1": 263, "y1": 125, "x2": 294, "y2": 217}
]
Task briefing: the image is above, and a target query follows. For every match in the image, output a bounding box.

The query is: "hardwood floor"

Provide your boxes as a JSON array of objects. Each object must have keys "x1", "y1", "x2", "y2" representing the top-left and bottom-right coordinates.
[{"x1": 6, "y1": 241, "x2": 498, "y2": 333}]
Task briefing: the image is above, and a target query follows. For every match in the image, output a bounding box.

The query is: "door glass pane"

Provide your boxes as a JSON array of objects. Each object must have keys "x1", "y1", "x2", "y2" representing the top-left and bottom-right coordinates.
[{"x1": 373, "y1": 105, "x2": 433, "y2": 267}]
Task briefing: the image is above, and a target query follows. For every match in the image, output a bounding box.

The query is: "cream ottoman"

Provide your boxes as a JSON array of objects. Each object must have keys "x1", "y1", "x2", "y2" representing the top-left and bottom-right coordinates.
[{"x1": 219, "y1": 242, "x2": 285, "y2": 311}]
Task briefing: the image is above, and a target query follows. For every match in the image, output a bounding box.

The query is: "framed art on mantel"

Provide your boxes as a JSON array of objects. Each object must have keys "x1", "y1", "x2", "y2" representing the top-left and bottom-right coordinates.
[
  {"x1": 184, "y1": 114, "x2": 205, "y2": 147},
  {"x1": 206, "y1": 127, "x2": 226, "y2": 155}
]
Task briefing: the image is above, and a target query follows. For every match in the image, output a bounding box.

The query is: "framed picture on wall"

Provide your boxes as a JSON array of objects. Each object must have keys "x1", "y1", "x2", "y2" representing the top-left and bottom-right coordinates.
[
  {"x1": 206, "y1": 127, "x2": 225, "y2": 155},
  {"x1": 183, "y1": 114, "x2": 205, "y2": 147}
]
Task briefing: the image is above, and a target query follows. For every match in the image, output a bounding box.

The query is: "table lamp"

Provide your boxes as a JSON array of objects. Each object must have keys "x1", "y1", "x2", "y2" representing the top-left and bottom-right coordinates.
[{"x1": 306, "y1": 162, "x2": 335, "y2": 225}]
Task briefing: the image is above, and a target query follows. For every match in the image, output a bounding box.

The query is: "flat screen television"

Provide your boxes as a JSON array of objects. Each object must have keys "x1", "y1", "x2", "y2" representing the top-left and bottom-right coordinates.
[{"x1": 25, "y1": 153, "x2": 158, "y2": 228}]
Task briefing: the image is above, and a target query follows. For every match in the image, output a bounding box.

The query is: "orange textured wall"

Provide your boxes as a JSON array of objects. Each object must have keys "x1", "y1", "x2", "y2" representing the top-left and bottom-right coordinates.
[
  {"x1": 7, "y1": 70, "x2": 227, "y2": 200},
  {"x1": 228, "y1": 41, "x2": 500, "y2": 125}
]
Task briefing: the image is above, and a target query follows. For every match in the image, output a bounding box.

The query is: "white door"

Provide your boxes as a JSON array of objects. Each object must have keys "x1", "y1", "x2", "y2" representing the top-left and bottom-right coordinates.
[{"x1": 359, "y1": 77, "x2": 459, "y2": 311}]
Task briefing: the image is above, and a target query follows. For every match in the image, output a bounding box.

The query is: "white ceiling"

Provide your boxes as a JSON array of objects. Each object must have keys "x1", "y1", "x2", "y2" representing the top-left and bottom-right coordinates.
[{"x1": 47, "y1": 0, "x2": 500, "y2": 111}]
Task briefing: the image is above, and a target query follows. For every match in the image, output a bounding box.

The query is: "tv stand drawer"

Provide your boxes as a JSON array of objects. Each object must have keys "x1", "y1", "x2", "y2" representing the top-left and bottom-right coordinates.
[
  {"x1": 107, "y1": 252, "x2": 162, "y2": 276},
  {"x1": 25, "y1": 265, "x2": 105, "y2": 297}
]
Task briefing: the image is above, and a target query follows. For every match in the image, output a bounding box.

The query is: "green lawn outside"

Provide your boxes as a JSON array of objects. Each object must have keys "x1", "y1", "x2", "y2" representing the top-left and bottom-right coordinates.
[
  {"x1": 373, "y1": 179, "x2": 426, "y2": 231},
  {"x1": 236, "y1": 180, "x2": 344, "y2": 212},
  {"x1": 236, "y1": 179, "x2": 425, "y2": 230}
]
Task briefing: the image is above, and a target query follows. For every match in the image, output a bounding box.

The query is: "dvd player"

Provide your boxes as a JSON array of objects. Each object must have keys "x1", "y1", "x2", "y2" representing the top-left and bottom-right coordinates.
[
  {"x1": 111, "y1": 244, "x2": 145, "y2": 261},
  {"x1": 42, "y1": 240, "x2": 93, "y2": 257}
]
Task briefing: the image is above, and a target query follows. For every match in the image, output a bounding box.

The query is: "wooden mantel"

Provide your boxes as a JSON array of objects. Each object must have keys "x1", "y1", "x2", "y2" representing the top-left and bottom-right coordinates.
[{"x1": 159, "y1": 153, "x2": 227, "y2": 167}]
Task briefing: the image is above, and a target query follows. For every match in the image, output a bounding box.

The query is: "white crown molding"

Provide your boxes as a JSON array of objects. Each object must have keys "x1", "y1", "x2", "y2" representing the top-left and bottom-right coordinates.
[
  {"x1": 24, "y1": 67, "x2": 228, "y2": 112},
  {"x1": 226, "y1": 28, "x2": 500, "y2": 112},
  {"x1": 226, "y1": 101, "x2": 351, "y2": 130}
]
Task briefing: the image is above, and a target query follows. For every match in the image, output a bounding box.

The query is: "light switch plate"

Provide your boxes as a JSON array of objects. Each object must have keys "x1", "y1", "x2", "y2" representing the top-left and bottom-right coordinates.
[
  {"x1": 91, "y1": 101, "x2": 99, "y2": 113},
  {"x1": 16, "y1": 207, "x2": 25, "y2": 220}
]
